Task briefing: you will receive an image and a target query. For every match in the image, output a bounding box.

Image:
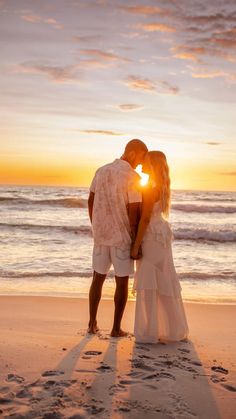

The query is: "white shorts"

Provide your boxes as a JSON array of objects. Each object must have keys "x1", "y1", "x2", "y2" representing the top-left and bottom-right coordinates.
[{"x1": 92, "y1": 245, "x2": 134, "y2": 277}]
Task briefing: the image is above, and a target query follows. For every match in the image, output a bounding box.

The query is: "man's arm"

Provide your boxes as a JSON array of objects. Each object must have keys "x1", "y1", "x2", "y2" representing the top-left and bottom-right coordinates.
[{"x1": 88, "y1": 191, "x2": 95, "y2": 223}]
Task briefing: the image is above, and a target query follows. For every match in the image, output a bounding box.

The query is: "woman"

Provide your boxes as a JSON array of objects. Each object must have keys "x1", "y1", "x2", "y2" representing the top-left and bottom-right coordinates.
[{"x1": 131, "y1": 151, "x2": 189, "y2": 343}]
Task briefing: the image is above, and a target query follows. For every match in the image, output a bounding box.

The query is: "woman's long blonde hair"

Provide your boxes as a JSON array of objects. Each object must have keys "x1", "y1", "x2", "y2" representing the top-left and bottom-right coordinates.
[{"x1": 148, "y1": 151, "x2": 171, "y2": 218}]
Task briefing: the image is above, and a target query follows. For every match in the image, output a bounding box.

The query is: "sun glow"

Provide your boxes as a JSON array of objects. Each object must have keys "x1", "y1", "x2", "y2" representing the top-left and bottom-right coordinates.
[{"x1": 136, "y1": 165, "x2": 150, "y2": 186}]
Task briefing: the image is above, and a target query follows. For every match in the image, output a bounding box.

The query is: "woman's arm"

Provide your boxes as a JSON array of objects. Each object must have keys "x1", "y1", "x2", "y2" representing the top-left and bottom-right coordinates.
[{"x1": 131, "y1": 187, "x2": 155, "y2": 259}]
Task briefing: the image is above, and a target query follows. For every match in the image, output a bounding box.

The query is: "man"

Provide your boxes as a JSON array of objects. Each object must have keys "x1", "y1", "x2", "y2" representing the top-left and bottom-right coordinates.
[{"x1": 88, "y1": 139, "x2": 148, "y2": 337}]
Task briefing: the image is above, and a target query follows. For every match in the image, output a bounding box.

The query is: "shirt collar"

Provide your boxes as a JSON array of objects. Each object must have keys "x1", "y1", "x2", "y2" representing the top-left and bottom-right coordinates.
[{"x1": 114, "y1": 158, "x2": 133, "y2": 170}]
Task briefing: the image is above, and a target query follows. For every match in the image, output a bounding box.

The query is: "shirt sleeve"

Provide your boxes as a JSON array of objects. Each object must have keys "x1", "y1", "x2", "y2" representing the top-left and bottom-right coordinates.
[
  {"x1": 127, "y1": 173, "x2": 142, "y2": 203},
  {"x1": 89, "y1": 173, "x2": 97, "y2": 193}
]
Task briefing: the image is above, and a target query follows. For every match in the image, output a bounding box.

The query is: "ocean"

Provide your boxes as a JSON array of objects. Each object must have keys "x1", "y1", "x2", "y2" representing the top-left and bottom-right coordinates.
[{"x1": 0, "y1": 185, "x2": 235, "y2": 303}]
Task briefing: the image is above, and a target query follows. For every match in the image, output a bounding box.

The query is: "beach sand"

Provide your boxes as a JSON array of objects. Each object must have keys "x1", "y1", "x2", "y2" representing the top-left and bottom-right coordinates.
[{"x1": 0, "y1": 296, "x2": 235, "y2": 418}]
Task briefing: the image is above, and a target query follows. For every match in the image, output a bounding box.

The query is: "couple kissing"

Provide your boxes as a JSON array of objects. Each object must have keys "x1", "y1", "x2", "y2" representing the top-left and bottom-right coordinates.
[{"x1": 87, "y1": 139, "x2": 188, "y2": 343}]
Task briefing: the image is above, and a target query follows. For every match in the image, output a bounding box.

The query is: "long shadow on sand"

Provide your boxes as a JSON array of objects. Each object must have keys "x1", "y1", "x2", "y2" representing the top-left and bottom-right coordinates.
[
  {"x1": 0, "y1": 334, "x2": 96, "y2": 418},
  {"x1": 86, "y1": 335, "x2": 119, "y2": 416},
  {"x1": 124, "y1": 339, "x2": 221, "y2": 419},
  {"x1": 54, "y1": 333, "x2": 95, "y2": 379},
  {"x1": 0, "y1": 334, "x2": 224, "y2": 418}
]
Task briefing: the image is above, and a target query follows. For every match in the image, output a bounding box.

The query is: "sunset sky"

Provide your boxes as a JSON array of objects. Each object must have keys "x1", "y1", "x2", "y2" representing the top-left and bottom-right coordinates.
[{"x1": 0, "y1": 0, "x2": 236, "y2": 190}]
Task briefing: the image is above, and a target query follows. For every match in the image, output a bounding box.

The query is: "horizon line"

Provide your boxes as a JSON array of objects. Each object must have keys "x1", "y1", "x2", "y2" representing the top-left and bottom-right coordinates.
[{"x1": 0, "y1": 183, "x2": 235, "y2": 193}]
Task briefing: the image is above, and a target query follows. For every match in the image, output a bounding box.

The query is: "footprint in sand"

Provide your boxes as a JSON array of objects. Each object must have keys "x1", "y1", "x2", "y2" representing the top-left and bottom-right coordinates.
[
  {"x1": 43, "y1": 380, "x2": 57, "y2": 387},
  {"x1": 15, "y1": 388, "x2": 32, "y2": 398},
  {"x1": 86, "y1": 405, "x2": 105, "y2": 415},
  {"x1": 6, "y1": 373, "x2": 25, "y2": 383},
  {"x1": 0, "y1": 397, "x2": 12, "y2": 405},
  {"x1": 136, "y1": 345, "x2": 150, "y2": 352},
  {"x1": 131, "y1": 359, "x2": 155, "y2": 372},
  {"x1": 26, "y1": 379, "x2": 41, "y2": 388},
  {"x1": 42, "y1": 370, "x2": 64, "y2": 377},
  {"x1": 191, "y1": 360, "x2": 202, "y2": 366},
  {"x1": 68, "y1": 411, "x2": 87, "y2": 419},
  {"x1": 221, "y1": 383, "x2": 236, "y2": 392},
  {"x1": 0, "y1": 386, "x2": 9, "y2": 392},
  {"x1": 210, "y1": 374, "x2": 226, "y2": 384},
  {"x1": 42, "y1": 411, "x2": 63, "y2": 419},
  {"x1": 138, "y1": 354, "x2": 155, "y2": 360},
  {"x1": 142, "y1": 373, "x2": 159, "y2": 380},
  {"x1": 178, "y1": 348, "x2": 190, "y2": 354},
  {"x1": 84, "y1": 350, "x2": 102, "y2": 356},
  {"x1": 159, "y1": 372, "x2": 176, "y2": 381},
  {"x1": 109, "y1": 383, "x2": 127, "y2": 394},
  {"x1": 97, "y1": 364, "x2": 112, "y2": 372},
  {"x1": 118, "y1": 406, "x2": 131, "y2": 412},
  {"x1": 43, "y1": 379, "x2": 77, "y2": 389},
  {"x1": 211, "y1": 366, "x2": 228, "y2": 375},
  {"x1": 179, "y1": 356, "x2": 190, "y2": 362},
  {"x1": 163, "y1": 360, "x2": 174, "y2": 366},
  {"x1": 119, "y1": 379, "x2": 141, "y2": 385},
  {"x1": 127, "y1": 371, "x2": 144, "y2": 378}
]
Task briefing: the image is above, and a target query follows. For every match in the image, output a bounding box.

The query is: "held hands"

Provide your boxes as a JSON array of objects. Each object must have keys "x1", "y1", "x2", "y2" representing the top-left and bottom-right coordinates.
[{"x1": 131, "y1": 243, "x2": 142, "y2": 260}]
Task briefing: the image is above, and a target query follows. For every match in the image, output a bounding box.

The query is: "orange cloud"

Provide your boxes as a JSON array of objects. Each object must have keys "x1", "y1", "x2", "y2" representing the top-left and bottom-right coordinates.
[
  {"x1": 172, "y1": 42, "x2": 236, "y2": 63},
  {"x1": 173, "y1": 51, "x2": 200, "y2": 62},
  {"x1": 190, "y1": 67, "x2": 236, "y2": 83},
  {"x1": 125, "y1": 76, "x2": 179, "y2": 95},
  {"x1": 79, "y1": 130, "x2": 122, "y2": 136},
  {"x1": 120, "y1": 5, "x2": 172, "y2": 17},
  {"x1": 21, "y1": 14, "x2": 41, "y2": 23},
  {"x1": 125, "y1": 76, "x2": 156, "y2": 92},
  {"x1": 192, "y1": 70, "x2": 227, "y2": 79},
  {"x1": 118, "y1": 104, "x2": 143, "y2": 111},
  {"x1": 21, "y1": 14, "x2": 63, "y2": 29},
  {"x1": 16, "y1": 62, "x2": 80, "y2": 83},
  {"x1": 80, "y1": 49, "x2": 130, "y2": 63},
  {"x1": 78, "y1": 59, "x2": 111, "y2": 69},
  {"x1": 172, "y1": 46, "x2": 206, "y2": 62},
  {"x1": 137, "y1": 22, "x2": 176, "y2": 33},
  {"x1": 16, "y1": 49, "x2": 130, "y2": 83}
]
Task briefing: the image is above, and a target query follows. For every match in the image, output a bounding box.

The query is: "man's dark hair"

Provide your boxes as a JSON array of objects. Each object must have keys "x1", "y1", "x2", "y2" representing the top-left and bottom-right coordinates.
[{"x1": 124, "y1": 139, "x2": 148, "y2": 154}]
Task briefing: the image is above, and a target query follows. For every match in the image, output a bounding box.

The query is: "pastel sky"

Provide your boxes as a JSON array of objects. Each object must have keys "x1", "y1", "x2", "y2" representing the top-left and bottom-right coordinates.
[{"x1": 1, "y1": 0, "x2": 236, "y2": 190}]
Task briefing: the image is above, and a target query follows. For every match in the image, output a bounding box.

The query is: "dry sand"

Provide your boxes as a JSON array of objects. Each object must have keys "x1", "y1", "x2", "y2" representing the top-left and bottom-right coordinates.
[{"x1": 0, "y1": 296, "x2": 235, "y2": 418}]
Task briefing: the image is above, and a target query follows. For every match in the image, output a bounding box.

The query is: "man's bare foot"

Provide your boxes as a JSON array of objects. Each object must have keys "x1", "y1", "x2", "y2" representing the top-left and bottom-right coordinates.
[
  {"x1": 87, "y1": 321, "x2": 99, "y2": 334},
  {"x1": 110, "y1": 329, "x2": 128, "y2": 337}
]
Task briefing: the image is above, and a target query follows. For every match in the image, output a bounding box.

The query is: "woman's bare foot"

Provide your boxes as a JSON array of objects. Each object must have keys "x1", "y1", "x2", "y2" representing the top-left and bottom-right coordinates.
[
  {"x1": 110, "y1": 329, "x2": 128, "y2": 337},
  {"x1": 87, "y1": 321, "x2": 99, "y2": 334}
]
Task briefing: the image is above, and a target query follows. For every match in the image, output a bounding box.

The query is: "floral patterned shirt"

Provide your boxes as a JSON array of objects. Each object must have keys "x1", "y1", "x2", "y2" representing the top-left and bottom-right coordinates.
[{"x1": 90, "y1": 159, "x2": 142, "y2": 249}]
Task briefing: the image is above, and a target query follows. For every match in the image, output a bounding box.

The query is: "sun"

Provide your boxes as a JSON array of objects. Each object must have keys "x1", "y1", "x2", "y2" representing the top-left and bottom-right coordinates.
[{"x1": 136, "y1": 164, "x2": 149, "y2": 186}]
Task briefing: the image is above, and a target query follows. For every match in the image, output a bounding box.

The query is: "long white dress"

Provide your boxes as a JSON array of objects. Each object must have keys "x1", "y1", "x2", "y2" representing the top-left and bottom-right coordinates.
[{"x1": 133, "y1": 201, "x2": 189, "y2": 343}]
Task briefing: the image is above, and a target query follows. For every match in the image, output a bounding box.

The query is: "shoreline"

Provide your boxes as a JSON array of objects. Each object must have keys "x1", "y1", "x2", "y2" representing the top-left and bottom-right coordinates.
[{"x1": 0, "y1": 293, "x2": 236, "y2": 305}]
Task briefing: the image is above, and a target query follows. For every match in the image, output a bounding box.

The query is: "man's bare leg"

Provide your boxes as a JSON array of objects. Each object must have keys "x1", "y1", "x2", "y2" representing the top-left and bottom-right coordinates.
[
  {"x1": 111, "y1": 276, "x2": 129, "y2": 337},
  {"x1": 88, "y1": 271, "x2": 106, "y2": 334}
]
